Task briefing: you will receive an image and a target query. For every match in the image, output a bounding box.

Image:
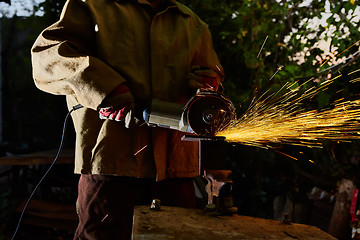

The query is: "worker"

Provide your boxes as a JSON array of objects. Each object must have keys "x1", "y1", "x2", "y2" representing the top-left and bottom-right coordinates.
[{"x1": 31, "y1": 0, "x2": 223, "y2": 239}]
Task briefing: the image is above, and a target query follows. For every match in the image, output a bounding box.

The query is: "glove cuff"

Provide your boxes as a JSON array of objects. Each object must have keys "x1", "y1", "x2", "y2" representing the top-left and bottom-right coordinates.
[{"x1": 99, "y1": 83, "x2": 134, "y2": 109}]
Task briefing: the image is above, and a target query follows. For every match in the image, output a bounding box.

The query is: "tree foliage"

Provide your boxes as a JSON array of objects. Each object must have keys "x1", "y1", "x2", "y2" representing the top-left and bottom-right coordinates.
[{"x1": 180, "y1": 0, "x2": 360, "y2": 108}]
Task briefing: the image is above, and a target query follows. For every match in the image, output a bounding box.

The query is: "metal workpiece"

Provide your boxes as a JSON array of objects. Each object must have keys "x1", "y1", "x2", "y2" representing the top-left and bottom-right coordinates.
[
  {"x1": 203, "y1": 171, "x2": 237, "y2": 215},
  {"x1": 181, "y1": 135, "x2": 226, "y2": 141},
  {"x1": 150, "y1": 199, "x2": 161, "y2": 211}
]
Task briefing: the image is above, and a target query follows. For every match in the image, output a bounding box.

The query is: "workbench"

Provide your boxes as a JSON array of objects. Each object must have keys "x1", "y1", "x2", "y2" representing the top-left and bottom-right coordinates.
[
  {"x1": 0, "y1": 149, "x2": 78, "y2": 233},
  {"x1": 0, "y1": 149, "x2": 74, "y2": 166},
  {"x1": 132, "y1": 205, "x2": 336, "y2": 240}
]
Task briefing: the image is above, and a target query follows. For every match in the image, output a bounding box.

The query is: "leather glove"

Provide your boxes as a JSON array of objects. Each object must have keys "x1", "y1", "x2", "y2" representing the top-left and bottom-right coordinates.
[
  {"x1": 99, "y1": 84, "x2": 151, "y2": 128},
  {"x1": 99, "y1": 103, "x2": 132, "y2": 121},
  {"x1": 187, "y1": 65, "x2": 220, "y2": 91},
  {"x1": 99, "y1": 83, "x2": 134, "y2": 123}
]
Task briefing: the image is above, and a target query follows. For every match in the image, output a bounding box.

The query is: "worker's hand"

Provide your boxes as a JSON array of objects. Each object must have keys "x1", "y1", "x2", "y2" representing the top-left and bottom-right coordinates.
[
  {"x1": 187, "y1": 65, "x2": 220, "y2": 91},
  {"x1": 121, "y1": 100, "x2": 151, "y2": 128},
  {"x1": 99, "y1": 100, "x2": 150, "y2": 128},
  {"x1": 99, "y1": 83, "x2": 134, "y2": 125},
  {"x1": 99, "y1": 103, "x2": 132, "y2": 121}
]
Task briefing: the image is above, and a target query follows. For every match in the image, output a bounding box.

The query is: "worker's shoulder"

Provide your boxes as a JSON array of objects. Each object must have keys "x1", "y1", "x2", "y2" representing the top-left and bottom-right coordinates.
[{"x1": 175, "y1": 2, "x2": 207, "y2": 28}]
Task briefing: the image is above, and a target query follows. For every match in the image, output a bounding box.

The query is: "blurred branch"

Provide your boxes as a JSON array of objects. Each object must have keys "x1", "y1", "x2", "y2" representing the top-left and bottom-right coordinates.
[
  {"x1": 318, "y1": 50, "x2": 360, "y2": 74},
  {"x1": 0, "y1": 0, "x2": 11, "y2": 5}
]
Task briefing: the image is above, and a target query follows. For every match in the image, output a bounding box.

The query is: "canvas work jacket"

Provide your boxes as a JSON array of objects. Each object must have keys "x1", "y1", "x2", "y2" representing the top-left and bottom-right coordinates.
[{"x1": 31, "y1": 0, "x2": 224, "y2": 180}]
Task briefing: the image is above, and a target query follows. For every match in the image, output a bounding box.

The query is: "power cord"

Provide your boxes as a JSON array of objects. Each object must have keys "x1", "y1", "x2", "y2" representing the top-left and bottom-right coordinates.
[{"x1": 10, "y1": 104, "x2": 83, "y2": 240}]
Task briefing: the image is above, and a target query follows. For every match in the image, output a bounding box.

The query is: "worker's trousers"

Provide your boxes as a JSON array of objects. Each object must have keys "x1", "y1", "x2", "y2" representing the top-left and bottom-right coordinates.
[{"x1": 73, "y1": 174, "x2": 196, "y2": 240}]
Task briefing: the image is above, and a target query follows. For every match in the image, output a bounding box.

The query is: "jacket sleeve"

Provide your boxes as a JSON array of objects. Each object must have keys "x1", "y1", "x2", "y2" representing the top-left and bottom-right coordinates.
[
  {"x1": 192, "y1": 25, "x2": 224, "y2": 83},
  {"x1": 31, "y1": 0, "x2": 133, "y2": 110}
]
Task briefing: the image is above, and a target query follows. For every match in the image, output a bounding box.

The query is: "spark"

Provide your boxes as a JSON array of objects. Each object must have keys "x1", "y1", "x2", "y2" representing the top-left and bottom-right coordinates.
[
  {"x1": 217, "y1": 76, "x2": 360, "y2": 149},
  {"x1": 215, "y1": 65, "x2": 221, "y2": 72},
  {"x1": 268, "y1": 65, "x2": 284, "y2": 81},
  {"x1": 334, "y1": 39, "x2": 360, "y2": 60},
  {"x1": 319, "y1": 50, "x2": 337, "y2": 67},
  {"x1": 275, "y1": 149, "x2": 298, "y2": 161},
  {"x1": 134, "y1": 145, "x2": 148, "y2": 156},
  {"x1": 101, "y1": 214, "x2": 109, "y2": 222},
  {"x1": 319, "y1": 39, "x2": 360, "y2": 68},
  {"x1": 349, "y1": 68, "x2": 360, "y2": 75},
  {"x1": 331, "y1": 71, "x2": 342, "y2": 81},
  {"x1": 350, "y1": 77, "x2": 360, "y2": 83},
  {"x1": 257, "y1": 35, "x2": 269, "y2": 58}
]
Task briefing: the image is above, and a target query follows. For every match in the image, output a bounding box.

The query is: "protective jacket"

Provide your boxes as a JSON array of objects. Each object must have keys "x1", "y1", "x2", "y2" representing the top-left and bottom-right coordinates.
[{"x1": 31, "y1": 0, "x2": 223, "y2": 180}]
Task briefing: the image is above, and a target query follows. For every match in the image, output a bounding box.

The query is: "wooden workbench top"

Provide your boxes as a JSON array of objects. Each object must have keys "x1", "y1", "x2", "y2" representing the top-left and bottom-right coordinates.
[{"x1": 132, "y1": 205, "x2": 336, "y2": 240}]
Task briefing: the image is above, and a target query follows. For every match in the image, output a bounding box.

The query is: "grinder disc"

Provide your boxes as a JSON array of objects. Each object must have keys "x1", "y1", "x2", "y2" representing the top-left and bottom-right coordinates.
[{"x1": 185, "y1": 91, "x2": 236, "y2": 136}]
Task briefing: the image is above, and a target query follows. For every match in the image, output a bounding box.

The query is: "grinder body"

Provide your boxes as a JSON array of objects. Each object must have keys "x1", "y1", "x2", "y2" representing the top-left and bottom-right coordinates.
[{"x1": 145, "y1": 91, "x2": 236, "y2": 136}]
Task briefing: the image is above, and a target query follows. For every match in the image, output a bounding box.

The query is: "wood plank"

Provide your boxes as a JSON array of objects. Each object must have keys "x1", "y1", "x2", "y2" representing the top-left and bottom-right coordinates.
[
  {"x1": 15, "y1": 199, "x2": 78, "y2": 231},
  {"x1": 0, "y1": 149, "x2": 74, "y2": 166},
  {"x1": 16, "y1": 199, "x2": 78, "y2": 221},
  {"x1": 132, "y1": 206, "x2": 336, "y2": 240},
  {"x1": 21, "y1": 215, "x2": 78, "y2": 232}
]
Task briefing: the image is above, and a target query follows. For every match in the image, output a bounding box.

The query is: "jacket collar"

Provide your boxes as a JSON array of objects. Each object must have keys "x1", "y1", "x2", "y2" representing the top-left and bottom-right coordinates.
[{"x1": 114, "y1": 0, "x2": 190, "y2": 16}]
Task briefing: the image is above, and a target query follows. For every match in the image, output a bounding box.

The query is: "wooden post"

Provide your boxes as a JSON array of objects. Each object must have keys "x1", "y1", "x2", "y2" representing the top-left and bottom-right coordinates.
[
  {"x1": 0, "y1": 19, "x2": 2, "y2": 143},
  {"x1": 328, "y1": 178, "x2": 357, "y2": 240}
]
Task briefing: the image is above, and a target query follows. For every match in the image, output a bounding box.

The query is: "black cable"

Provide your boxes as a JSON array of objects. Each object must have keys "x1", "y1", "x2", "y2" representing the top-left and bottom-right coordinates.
[{"x1": 10, "y1": 104, "x2": 83, "y2": 240}]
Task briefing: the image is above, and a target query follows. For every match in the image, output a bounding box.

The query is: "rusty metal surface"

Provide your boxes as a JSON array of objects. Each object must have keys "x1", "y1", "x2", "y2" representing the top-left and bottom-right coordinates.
[{"x1": 132, "y1": 206, "x2": 336, "y2": 240}]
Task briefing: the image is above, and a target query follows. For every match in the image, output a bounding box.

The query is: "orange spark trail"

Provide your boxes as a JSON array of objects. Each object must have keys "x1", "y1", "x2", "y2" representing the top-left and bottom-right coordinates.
[{"x1": 217, "y1": 77, "x2": 360, "y2": 149}]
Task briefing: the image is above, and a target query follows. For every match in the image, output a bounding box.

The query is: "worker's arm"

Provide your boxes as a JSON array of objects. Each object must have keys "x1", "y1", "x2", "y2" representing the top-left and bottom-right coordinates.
[
  {"x1": 188, "y1": 25, "x2": 224, "y2": 92},
  {"x1": 31, "y1": 0, "x2": 133, "y2": 110}
]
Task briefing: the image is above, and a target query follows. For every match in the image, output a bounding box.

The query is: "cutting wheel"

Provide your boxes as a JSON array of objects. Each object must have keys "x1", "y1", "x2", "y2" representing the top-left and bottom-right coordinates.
[{"x1": 185, "y1": 91, "x2": 236, "y2": 136}]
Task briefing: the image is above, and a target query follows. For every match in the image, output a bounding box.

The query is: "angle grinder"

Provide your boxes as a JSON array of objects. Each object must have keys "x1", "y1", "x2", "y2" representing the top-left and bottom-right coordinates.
[
  {"x1": 143, "y1": 91, "x2": 236, "y2": 136},
  {"x1": 144, "y1": 91, "x2": 237, "y2": 213}
]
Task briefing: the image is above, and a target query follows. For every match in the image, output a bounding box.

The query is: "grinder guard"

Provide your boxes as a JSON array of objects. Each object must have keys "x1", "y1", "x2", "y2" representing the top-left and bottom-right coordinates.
[{"x1": 146, "y1": 91, "x2": 236, "y2": 136}]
